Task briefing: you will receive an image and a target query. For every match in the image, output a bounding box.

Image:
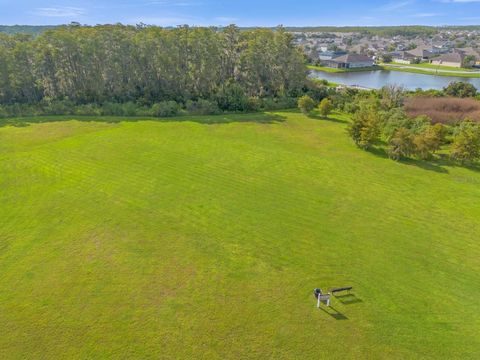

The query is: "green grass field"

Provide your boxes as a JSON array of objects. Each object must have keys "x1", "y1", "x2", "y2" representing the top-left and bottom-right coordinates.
[{"x1": 1, "y1": 111, "x2": 480, "y2": 359}]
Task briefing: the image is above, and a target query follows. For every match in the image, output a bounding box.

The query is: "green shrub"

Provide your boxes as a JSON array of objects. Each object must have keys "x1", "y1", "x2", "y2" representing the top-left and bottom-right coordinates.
[
  {"x1": 348, "y1": 101, "x2": 381, "y2": 149},
  {"x1": 245, "y1": 97, "x2": 262, "y2": 112},
  {"x1": 317, "y1": 98, "x2": 333, "y2": 118},
  {"x1": 74, "y1": 104, "x2": 101, "y2": 116},
  {"x1": 444, "y1": 82, "x2": 477, "y2": 98},
  {"x1": 451, "y1": 120, "x2": 480, "y2": 164},
  {"x1": 43, "y1": 100, "x2": 75, "y2": 115},
  {"x1": 216, "y1": 82, "x2": 248, "y2": 111},
  {"x1": 297, "y1": 95, "x2": 316, "y2": 114},
  {"x1": 151, "y1": 101, "x2": 182, "y2": 117},
  {"x1": 388, "y1": 128, "x2": 415, "y2": 160},
  {"x1": 413, "y1": 124, "x2": 446, "y2": 160},
  {"x1": 186, "y1": 99, "x2": 220, "y2": 115},
  {"x1": 0, "y1": 105, "x2": 7, "y2": 118},
  {"x1": 101, "y1": 102, "x2": 127, "y2": 116}
]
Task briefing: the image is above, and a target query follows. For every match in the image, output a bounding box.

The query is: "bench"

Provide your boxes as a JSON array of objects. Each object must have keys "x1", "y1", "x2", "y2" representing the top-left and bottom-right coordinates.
[
  {"x1": 330, "y1": 287, "x2": 353, "y2": 295},
  {"x1": 314, "y1": 288, "x2": 331, "y2": 307},
  {"x1": 317, "y1": 294, "x2": 331, "y2": 307}
]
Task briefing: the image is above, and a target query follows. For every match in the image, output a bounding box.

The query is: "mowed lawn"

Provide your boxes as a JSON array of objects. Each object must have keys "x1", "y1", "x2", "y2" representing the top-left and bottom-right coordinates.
[{"x1": 0, "y1": 111, "x2": 479, "y2": 359}]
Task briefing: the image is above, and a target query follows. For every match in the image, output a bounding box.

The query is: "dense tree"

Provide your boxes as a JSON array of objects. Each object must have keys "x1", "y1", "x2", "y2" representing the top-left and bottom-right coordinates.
[
  {"x1": 0, "y1": 25, "x2": 307, "y2": 110},
  {"x1": 379, "y1": 84, "x2": 405, "y2": 110},
  {"x1": 348, "y1": 101, "x2": 381, "y2": 149},
  {"x1": 463, "y1": 55, "x2": 476, "y2": 69},
  {"x1": 388, "y1": 128, "x2": 415, "y2": 160},
  {"x1": 444, "y1": 82, "x2": 477, "y2": 98},
  {"x1": 413, "y1": 124, "x2": 446, "y2": 160},
  {"x1": 381, "y1": 109, "x2": 431, "y2": 140},
  {"x1": 381, "y1": 54, "x2": 393, "y2": 63},
  {"x1": 451, "y1": 120, "x2": 480, "y2": 164},
  {"x1": 297, "y1": 95, "x2": 315, "y2": 114},
  {"x1": 317, "y1": 98, "x2": 333, "y2": 118}
]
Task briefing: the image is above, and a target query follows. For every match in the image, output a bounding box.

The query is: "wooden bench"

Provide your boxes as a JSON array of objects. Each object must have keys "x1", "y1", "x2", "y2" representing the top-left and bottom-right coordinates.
[{"x1": 330, "y1": 287, "x2": 353, "y2": 295}]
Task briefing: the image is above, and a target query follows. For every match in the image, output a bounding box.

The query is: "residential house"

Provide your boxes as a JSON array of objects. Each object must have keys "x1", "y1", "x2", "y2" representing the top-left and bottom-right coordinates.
[
  {"x1": 458, "y1": 47, "x2": 480, "y2": 65},
  {"x1": 390, "y1": 51, "x2": 417, "y2": 64},
  {"x1": 430, "y1": 51, "x2": 468, "y2": 68},
  {"x1": 408, "y1": 47, "x2": 436, "y2": 61},
  {"x1": 318, "y1": 50, "x2": 347, "y2": 61},
  {"x1": 324, "y1": 53, "x2": 375, "y2": 69}
]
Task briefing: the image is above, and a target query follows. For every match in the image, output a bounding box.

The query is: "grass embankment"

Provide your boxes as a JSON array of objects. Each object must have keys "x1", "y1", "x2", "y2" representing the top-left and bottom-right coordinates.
[
  {"x1": 1, "y1": 111, "x2": 480, "y2": 359},
  {"x1": 308, "y1": 64, "x2": 380, "y2": 73},
  {"x1": 397, "y1": 62, "x2": 477, "y2": 72},
  {"x1": 310, "y1": 77, "x2": 339, "y2": 87},
  {"x1": 309, "y1": 62, "x2": 480, "y2": 78},
  {"x1": 381, "y1": 62, "x2": 480, "y2": 78}
]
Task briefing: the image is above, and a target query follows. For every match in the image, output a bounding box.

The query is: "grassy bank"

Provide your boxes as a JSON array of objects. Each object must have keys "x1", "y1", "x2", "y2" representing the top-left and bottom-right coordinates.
[
  {"x1": 394, "y1": 62, "x2": 478, "y2": 72},
  {"x1": 309, "y1": 63, "x2": 480, "y2": 78},
  {"x1": 0, "y1": 112, "x2": 479, "y2": 359},
  {"x1": 382, "y1": 63, "x2": 480, "y2": 78},
  {"x1": 308, "y1": 64, "x2": 380, "y2": 73}
]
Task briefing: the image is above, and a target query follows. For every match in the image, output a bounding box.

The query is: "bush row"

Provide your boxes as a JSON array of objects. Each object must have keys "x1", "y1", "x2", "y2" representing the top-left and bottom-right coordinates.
[{"x1": 0, "y1": 97, "x2": 299, "y2": 119}]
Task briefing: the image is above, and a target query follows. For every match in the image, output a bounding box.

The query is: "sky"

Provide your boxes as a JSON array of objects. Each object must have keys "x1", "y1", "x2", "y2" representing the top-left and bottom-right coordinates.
[{"x1": 1, "y1": 0, "x2": 480, "y2": 27}]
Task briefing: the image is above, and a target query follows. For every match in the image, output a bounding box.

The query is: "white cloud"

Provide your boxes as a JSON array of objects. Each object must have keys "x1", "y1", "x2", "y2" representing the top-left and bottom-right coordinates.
[
  {"x1": 34, "y1": 7, "x2": 86, "y2": 18},
  {"x1": 379, "y1": 1, "x2": 414, "y2": 11},
  {"x1": 410, "y1": 12, "x2": 444, "y2": 17}
]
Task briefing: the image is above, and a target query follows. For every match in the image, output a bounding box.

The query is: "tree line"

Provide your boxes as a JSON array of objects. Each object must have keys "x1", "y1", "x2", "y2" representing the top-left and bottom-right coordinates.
[{"x1": 0, "y1": 24, "x2": 307, "y2": 116}]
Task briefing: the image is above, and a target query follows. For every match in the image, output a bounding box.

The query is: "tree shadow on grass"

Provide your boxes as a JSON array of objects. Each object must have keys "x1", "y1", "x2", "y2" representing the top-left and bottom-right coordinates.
[
  {"x1": 401, "y1": 157, "x2": 450, "y2": 174},
  {"x1": 308, "y1": 113, "x2": 349, "y2": 124},
  {"x1": 0, "y1": 112, "x2": 287, "y2": 128},
  {"x1": 367, "y1": 146, "x2": 450, "y2": 174},
  {"x1": 318, "y1": 305, "x2": 348, "y2": 320}
]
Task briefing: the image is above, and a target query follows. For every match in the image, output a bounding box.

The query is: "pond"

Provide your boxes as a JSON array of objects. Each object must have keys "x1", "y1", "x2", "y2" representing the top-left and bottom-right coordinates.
[{"x1": 310, "y1": 69, "x2": 480, "y2": 90}]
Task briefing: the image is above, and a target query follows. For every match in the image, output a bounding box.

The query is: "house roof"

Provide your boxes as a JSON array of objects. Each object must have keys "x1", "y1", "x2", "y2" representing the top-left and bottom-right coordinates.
[
  {"x1": 457, "y1": 47, "x2": 480, "y2": 58},
  {"x1": 330, "y1": 53, "x2": 373, "y2": 63},
  {"x1": 407, "y1": 47, "x2": 434, "y2": 58},
  {"x1": 435, "y1": 52, "x2": 465, "y2": 64},
  {"x1": 392, "y1": 51, "x2": 416, "y2": 59}
]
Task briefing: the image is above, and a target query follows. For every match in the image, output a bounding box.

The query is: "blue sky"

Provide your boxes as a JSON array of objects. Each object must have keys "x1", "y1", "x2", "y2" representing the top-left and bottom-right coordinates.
[{"x1": 1, "y1": 0, "x2": 480, "y2": 26}]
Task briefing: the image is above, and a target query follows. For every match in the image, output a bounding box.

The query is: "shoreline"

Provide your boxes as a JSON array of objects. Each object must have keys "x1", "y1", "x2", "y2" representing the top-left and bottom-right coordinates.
[{"x1": 307, "y1": 64, "x2": 480, "y2": 79}]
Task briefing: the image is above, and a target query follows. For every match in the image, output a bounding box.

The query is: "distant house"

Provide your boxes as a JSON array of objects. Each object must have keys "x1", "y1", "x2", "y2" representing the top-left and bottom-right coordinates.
[
  {"x1": 390, "y1": 51, "x2": 417, "y2": 64},
  {"x1": 407, "y1": 47, "x2": 436, "y2": 61},
  {"x1": 430, "y1": 51, "x2": 467, "y2": 68},
  {"x1": 318, "y1": 50, "x2": 347, "y2": 61},
  {"x1": 457, "y1": 47, "x2": 480, "y2": 65},
  {"x1": 431, "y1": 43, "x2": 452, "y2": 54},
  {"x1": 324, "y1": 53, "x2": 375, "y2": 69}
]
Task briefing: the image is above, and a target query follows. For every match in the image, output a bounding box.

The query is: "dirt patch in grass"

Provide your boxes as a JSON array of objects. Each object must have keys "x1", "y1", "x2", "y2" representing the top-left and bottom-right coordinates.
[{"x1": 404, "y1": 97, "x2": 480, "y2": 124}]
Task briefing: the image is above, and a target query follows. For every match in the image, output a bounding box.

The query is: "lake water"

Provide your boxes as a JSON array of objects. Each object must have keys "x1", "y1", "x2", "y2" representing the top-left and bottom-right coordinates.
[{"x1": 310, "y1": 69, "x2": 480, "y2": 90}]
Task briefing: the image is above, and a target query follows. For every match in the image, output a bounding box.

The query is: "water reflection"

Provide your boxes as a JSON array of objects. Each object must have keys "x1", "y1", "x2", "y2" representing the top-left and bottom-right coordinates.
[{"x1": 310, "y1": 70, "x2": 480, "y2": 90}]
